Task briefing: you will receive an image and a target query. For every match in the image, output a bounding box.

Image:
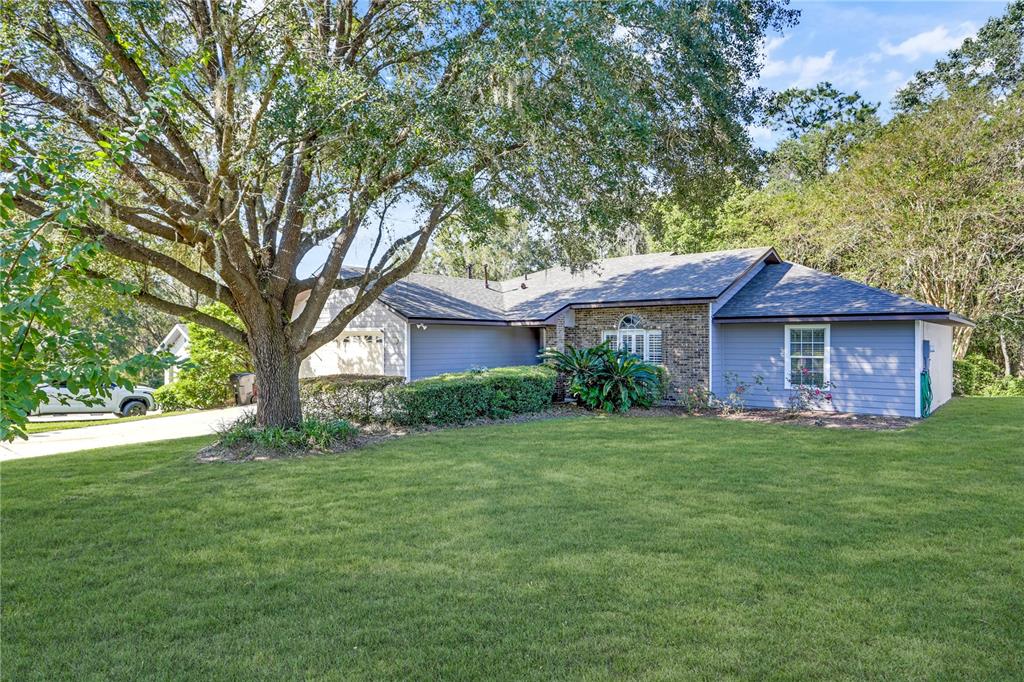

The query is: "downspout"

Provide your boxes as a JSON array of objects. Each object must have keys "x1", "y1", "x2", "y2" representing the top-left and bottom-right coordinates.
[{"x1": 404, "y1": 321, "x2": 412, "y2": 382}]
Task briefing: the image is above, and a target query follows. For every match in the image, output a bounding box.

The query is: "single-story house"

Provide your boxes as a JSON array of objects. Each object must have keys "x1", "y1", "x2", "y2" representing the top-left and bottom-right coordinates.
[
  {"x1": 165, "y1": 247, "x2": 971, "y2": 417},
  {"x1": 156, "y1": 323, "x2": 190, "y2": 386},
  {"x1": 294, "y1": 247, "x2": 970, "y2": 417}
]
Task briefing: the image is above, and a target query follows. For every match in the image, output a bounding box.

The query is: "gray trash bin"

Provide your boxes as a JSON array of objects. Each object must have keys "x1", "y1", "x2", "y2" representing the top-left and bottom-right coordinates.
[{"x1": 230, "y1": 372, "x2": 257, "y2": 405}]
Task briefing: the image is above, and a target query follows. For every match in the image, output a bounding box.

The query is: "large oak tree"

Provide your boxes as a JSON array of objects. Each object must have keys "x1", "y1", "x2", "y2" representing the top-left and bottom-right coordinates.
[{"x1": 3, "y1": 0, "x2": 795, "y2": 426}]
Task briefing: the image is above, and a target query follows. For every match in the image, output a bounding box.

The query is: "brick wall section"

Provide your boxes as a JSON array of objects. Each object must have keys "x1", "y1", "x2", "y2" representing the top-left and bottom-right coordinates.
[{"x1": 562, "y1": 305, "x2": 709, "y2": 396}]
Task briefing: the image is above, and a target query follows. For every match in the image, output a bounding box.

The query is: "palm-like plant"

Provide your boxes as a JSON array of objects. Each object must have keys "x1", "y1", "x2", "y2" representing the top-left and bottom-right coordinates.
[
  {"x1": 542, "y1": 342, "x2": 661, "y2": 412},
  {"x1": 597, "y1": 351, "x2": 659, "y2": 412}
]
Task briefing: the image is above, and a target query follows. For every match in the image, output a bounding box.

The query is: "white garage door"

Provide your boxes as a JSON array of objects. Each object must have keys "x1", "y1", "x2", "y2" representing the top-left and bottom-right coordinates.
[{"x1": 302, "y1": 330, "x2": 385, "y2": 377}]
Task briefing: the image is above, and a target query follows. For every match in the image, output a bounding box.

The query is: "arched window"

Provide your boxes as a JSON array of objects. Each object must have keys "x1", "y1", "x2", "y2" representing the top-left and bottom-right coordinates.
[
  {"x1": 602, "y1": 314, "x2": 663, "y2": 363},
  {"x1": 619, "y1": 314, "x2": 643, "y2": 330}
]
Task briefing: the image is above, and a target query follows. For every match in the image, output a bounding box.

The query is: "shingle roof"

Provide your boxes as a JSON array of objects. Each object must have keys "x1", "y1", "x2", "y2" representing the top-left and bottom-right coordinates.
[
  {"x1": 376, "y1": 247, "x2": 774, "y2": 321},
  {"x1": 379, "y1": 272, "x2": 506, "y2": 320},
  {"x1": 715, "y1": 262, "x2": 948, "y2": 319}
]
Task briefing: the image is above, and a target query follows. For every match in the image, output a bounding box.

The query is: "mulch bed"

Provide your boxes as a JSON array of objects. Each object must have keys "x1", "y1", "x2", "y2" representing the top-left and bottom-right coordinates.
[
  {"x1": 708, "y1": 408, "x2": 914, "y2": 431},
  {"x1": 197, "y1": 403, "x2": 913, "y2": 462}
]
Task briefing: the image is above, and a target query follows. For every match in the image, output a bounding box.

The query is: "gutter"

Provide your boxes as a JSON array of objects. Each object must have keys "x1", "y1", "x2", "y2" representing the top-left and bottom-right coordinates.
[{"x1": 714, "y1": 312, "x2": 974, "y2": 326}]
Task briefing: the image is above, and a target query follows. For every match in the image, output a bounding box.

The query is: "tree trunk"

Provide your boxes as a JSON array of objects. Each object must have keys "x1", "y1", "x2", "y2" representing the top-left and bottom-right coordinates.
[
  {"x1": 998, "y1": 332, "x2": 1011, "y2": 377},
  {"x1": 952, "y1": 326, "x2": 973, "y2": 360},
  {"x1": 249, "y1": 328, "x2": 303, "y2": 429}
]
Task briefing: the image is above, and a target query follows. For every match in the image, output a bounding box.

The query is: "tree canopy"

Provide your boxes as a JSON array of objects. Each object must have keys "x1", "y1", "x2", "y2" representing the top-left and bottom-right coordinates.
[
  {"x1": 3, "y1": 0, "x2": 796, "y2": 426},
  {"x1": 649, "y1": 1, "x2": 1024, "y2": 364}
]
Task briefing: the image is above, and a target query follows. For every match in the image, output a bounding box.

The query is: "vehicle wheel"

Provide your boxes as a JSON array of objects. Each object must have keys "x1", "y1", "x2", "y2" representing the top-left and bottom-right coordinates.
[{"x1": 119, "y1": 400, "x2": 147, "y2": 417}]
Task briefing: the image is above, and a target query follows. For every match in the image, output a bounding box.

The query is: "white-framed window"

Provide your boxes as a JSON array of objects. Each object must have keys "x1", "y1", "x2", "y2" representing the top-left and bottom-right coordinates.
[
  {"x1": 603, "y1": 315, "x2": 663, "y2": 364},
  {"x1": 784, "y1": 324, "x2": 830, "y2": 388}
]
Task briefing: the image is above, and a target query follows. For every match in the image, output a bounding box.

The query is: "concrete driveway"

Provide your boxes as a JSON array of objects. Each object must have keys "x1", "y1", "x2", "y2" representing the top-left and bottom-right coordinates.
[{"x1": 1, "y1": 406, "x2": 253, "y2": 461}]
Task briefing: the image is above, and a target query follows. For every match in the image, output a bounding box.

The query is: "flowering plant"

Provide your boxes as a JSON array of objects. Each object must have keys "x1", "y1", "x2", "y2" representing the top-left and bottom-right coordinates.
[
  {"x1": 680, "y1": 384, "x2": 713, "y2": 413},
  {"x1": 716, "y1": 372, "x2": 767, "y2": 413},
  {"x1": 787, "y1": 368, "x2": 836, "y2": 412}
]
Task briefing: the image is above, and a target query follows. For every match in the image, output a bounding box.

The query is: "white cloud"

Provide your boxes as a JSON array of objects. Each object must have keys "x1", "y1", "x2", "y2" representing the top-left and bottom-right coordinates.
[
  {"x1": 883, "y1": 69, "x2": 904, "y2": 85},
  {"x1": 760, "y1": 35, "x2": 837, "y2": 87},
  {"x1": 880, "y1": 23, "x2": 976, "y2": 61},
  {"x1": 766, "y1": 51, "x2": 836, "y2": 87},
  {"x1": 747, "y1": 124, "x2": 779, "y2": 149}
]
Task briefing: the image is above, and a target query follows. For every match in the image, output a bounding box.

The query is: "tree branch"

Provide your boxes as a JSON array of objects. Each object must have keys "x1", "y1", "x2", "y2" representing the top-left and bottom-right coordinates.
[{"x1": 135, "y1": 290, "x2": 248, "y2": 347}]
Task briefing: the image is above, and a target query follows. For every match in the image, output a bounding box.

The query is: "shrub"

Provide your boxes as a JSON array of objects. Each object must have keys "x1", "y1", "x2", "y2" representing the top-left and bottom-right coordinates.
[
  {"x1": 652, "y1": 365, "x2": 671, "y2": 401},
  {"x1": 154, "y1": 303, "x2": 250, "y2": 409},
  {"x1": 389, "y1": 365, "x2": 557, "y2": 426},
  {"x1": 542, "y1": 342, "x2": 660, "y2": 412},
  {"x1": 300, "y1": 374, "x2": 405, "y2": 423},
  {"x1": 218, "y1": 413, "x2": 357, "y2": 450},
  {"x1": 954, "y1": 354, "x2": 1003, "y2": 395},
  {"x1": 152, "y1": 381, "x2": 190, "y2": 411},
  {"x1": 787, "y1": 378, "x2": 836, "y2": 412},
  {"x1": 679, "y1": 385, "x2": 713, "y2": 413},
  {"x1": 979, "y1": 376, "x2": 1024, "y2": 397}
]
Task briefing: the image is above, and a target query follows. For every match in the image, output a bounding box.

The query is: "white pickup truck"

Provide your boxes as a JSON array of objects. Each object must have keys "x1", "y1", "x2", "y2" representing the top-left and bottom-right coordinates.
[{"x1": 33, "y1": 383, "x2": 156, "y2": 417}]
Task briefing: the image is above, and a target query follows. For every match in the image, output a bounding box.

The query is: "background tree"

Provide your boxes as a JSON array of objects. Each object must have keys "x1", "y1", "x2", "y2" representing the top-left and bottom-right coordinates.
[
  {"x1": 895, "y1": 0, "x2": 1023, "y2": 110},
  {"x1": 418, "y1": 211, "x2": 555, "y2": 280},
  {"x1": 716, "y1": 87, "x2": 1024, "y2": 357},
  {"x1": 1, "y1": 123, "x2": 166, "y2": 440},
  {"x1": 764, "y1": 82, "x2": 880, "y2": 185},
  {"x1": 4, "y1": 0, "x2": 795, "y2": 427},
  {"x1": 651, "y1": 2, "x2": 1024, "y2": 369}
]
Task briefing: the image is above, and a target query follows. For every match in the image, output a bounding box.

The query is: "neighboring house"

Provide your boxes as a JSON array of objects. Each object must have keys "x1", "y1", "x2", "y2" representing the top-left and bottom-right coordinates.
[
  {"x1": 156, "y1": 323, "x2": 191, "y2": 385},
  {"x1": 164, "y1": 247, "x2": 971, "y2": 417}
]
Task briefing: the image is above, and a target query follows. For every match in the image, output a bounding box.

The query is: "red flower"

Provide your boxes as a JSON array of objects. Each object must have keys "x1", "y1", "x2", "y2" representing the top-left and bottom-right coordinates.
[
  {"x1": 815, "y1": 388, "x2": 821, "y2": 395},
  {"x1": 825, "y1": 393, "x2": 833, "y2": 401}
]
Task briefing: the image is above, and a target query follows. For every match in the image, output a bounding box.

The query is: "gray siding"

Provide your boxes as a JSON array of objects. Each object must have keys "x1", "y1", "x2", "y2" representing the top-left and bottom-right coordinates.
[
  {"x1": 715, "y1": 321, "x2": 917, "y2": 417},
  {"x1": 410, "y1": 324, "x2": 541, "y2": 379}
]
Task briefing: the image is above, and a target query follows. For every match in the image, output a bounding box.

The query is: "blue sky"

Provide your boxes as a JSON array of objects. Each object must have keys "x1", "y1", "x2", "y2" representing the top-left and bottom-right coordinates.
[
  {"x1": 751, "y1": 0, "x2": 1010, "y2": 148},
  {"x1": 310, "y1": 1, "x2": 1011, "y2": 272}
]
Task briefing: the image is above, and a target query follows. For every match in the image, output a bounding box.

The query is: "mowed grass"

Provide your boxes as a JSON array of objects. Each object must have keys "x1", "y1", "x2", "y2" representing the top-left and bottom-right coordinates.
[{"x1": 2, "y1": 398, "x2": 1022, "y2": 681}]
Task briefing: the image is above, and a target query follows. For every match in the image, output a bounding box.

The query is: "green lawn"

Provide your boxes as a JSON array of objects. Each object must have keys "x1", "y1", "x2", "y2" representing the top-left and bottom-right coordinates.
[
  {"x1": 25, "y1": 410, "x2": 194, "y2": 434},
  {"x1": 2, "y1": 398, "x2": 1022, "y2": 680}
]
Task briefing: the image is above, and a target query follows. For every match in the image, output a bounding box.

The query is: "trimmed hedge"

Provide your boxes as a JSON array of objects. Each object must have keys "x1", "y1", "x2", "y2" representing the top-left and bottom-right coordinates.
[
  {"x1": 390, "y1": 365, "x2": 557, "y2": 426},
  {"x1": 300, "y1": 366, "x2": 557, "y2": 426},
  {"x1": 299, "y1": 374, "x2": 405, "y2": 423}
]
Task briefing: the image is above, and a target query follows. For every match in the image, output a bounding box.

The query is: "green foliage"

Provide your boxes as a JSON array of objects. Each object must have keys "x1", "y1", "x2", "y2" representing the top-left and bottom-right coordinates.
[
  {"x1": 152, "y1": 304, "x2": 250, "y2": 410},
  {"x1": 299, "y1": 366, "x2": 556, "y2": 427},
  {"x1": 895, "y1": 1, "x2": 1024, "y2": 110},
  {"x1": 982, "y1": 376, "x2": 1024, "y2": 397},
  {"x1": 679, "y1": 385, "x2": 714, "y2": 413},
  {"x1": 952, "y1": 354, "x2": 1024, "y2": 396},
  {"x1": 0, "y1": 122, "x2": 167, "y2": 441},
  {"x1": 652, "y1": 365, "x2": 671, "y2": 401},
  {"x1": 218, "y1": 413, "x2": 356, "y2": 451},
  {"x1": 390, "y1": 366, "x2": 557, "y2": 426},
  {"x1": 764, "y1": 82, "x2": 881, "y2": 184},
  {"x1": 5, "y1": 0, "x2": 797, "y2": 427},
  {"x1": 702, "y1": 88, "x2": 1024, "y2": 360},
  {"x1": 543, "y1": 343, "x2": 661, "y2": 412},
  {"x1": 419, "y1": 211, "x2": 556, "y2": 280},
  {"x1": 300, "y1": 374, "x2": 406, "y2": 424}
]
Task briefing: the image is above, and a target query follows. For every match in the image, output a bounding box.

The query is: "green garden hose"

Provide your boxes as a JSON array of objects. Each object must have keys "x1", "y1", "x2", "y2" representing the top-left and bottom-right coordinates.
[{"x1": 920, "y1": 371, "x2": 932, "y2": 418}]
